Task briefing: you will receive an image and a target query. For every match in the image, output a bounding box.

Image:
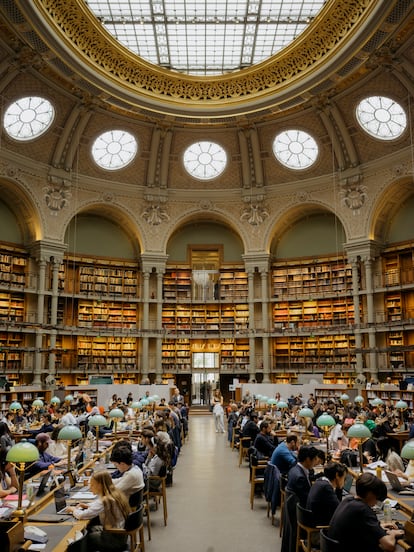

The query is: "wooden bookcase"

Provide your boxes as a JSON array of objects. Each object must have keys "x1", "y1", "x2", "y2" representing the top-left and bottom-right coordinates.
[
  {"x1": 272, "y1": 257, "x2": 352, "y2": 298},
  {"x1": 273, "y1": 297, "x2": 354, "y2": 328},
  {"x1": 77, "y1": 336, "x2": 138, "y2": 372},
  {"x1": 0, "y1": 387, "x2": 51, "y2": 415}
]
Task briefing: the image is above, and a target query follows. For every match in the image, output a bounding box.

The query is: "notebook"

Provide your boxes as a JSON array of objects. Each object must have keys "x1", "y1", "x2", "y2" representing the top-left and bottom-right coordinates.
[{"x1": 385, "y1": 470, "x2": 414, "y2": 495}]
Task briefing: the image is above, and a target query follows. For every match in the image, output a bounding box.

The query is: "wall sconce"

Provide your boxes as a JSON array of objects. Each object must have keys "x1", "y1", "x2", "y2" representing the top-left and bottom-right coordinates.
[
  {"x1": 88, "y1": 414, "x2": 108, "y2": 454},
  {"x1": 58, "y1": 424, "x2": 83, "y2": 471},
  {"x1": 6, "y1": 440, "x2": 40, "y2": 517},
  {"x1": 347, "y1": 422, "x2": 372, "y2": 473}
]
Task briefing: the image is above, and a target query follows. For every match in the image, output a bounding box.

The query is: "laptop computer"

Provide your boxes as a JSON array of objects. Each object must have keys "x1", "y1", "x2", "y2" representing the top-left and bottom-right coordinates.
[
  {"x1": 342, "y1": 473, "x2": 354, "y2": 495},
  {"x1": 385, "y1": 470, "x2": 414, "y2": 495},
  {"x1": 36, "y1": 471, "x2": 52, "y2": 497},
  {"x1": 54, "y1": 488, "x2": 69, "y2": 514},
  {"x1": 26, "y1": 490, "x2": 71, "y2": 523}
]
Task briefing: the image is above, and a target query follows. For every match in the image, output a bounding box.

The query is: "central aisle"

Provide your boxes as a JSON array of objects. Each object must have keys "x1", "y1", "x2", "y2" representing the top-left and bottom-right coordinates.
[{"x1": 146, "y1": 415, "x2": 280, "y2": 551}]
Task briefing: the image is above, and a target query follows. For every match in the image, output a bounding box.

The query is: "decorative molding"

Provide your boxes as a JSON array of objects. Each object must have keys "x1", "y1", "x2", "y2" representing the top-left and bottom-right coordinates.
[
  {"x1": 340, "y1": 175, "x2": 368, "y2": 215},
  {"x1": 32, "y1": 0, "x2": 385, "y2": 117},
  {"x1": 240, "y1": 202, "x2": 269, "y2": 226},
  {"x1": 141, "y1": 203, "x2": 170, "y2": 226}
]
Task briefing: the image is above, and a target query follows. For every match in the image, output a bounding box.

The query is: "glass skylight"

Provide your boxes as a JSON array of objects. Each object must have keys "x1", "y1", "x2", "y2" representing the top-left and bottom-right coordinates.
[
  {"x1": 92, "y1": 130, "x2": 138, "y2": 170},
  {"x1": 3, "y1": 96, "x2": 54, "y2": 141},
  {"x1": 183, "y1": 141, "x2": 227, "y2": 180},
  {"x1": 273, "y1": 129, "x2": 318, "y2": 170},
  {"x1": 85, "y1": 0, "x2": 325, "y2": 76},
  {"x1": 356, "y1": 96, "x2": 407, "y2": 140}
]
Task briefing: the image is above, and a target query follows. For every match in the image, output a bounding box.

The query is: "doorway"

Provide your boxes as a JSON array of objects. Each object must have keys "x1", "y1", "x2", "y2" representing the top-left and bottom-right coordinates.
[{"x1": 191, "y1": 351, "x2": 219, "y2": 405}]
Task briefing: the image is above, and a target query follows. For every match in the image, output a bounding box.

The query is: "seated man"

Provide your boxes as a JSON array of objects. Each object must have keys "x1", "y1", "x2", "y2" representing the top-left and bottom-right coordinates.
[
  {"x1": 242, "y1": 412, "x2": 260, "y2": 442},
  {"x1": 286, "y1": 445, "x2": 320, "y2": 507},
  {"x1": 254, "y1": 421, "x2": 278, "y2": 458},
  {"x1": 25, "y1": 433, "x2": 65, "y2": 478},
  {"x1": 328, "y1": 472, "x2": 403, "y2": 552},
  {"x1": 110, "y1": 446, "x2": 145, "y2": 499},
  {"x1": 306, "y1": 462, "x2": 348, "y2": 526},
  {"x1": 270, "y1": 434, "x2": 298, "y2": 475},
  {"x1": 27, "y1": 413, "x2": 55, "y2": 438}
]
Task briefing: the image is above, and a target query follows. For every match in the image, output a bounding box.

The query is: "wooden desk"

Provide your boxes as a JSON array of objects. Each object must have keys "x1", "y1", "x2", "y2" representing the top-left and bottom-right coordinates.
[{"x1": 387, "y1": 432, "x2": 410, "y2": 453}]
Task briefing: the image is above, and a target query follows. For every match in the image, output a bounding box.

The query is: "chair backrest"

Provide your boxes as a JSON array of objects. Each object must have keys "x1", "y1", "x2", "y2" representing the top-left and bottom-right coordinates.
[
  {"x1": 124, "y1": 505, "x2": 144, "y2": 532},
  {"x1": 296, "y1": 503, "x2": 316, "y2": 529},
  {"x1": 129, "y1": 489, "x2": 143, "y2": 509},
  {"x1": 320, "y1": 528, "x2": 341, "y2": 552}
]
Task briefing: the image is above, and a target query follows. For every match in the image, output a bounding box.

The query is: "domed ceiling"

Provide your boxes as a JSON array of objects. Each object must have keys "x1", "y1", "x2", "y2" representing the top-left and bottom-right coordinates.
[{"x1": 1, "y1": 0, "x2": 412, "y2": 122}]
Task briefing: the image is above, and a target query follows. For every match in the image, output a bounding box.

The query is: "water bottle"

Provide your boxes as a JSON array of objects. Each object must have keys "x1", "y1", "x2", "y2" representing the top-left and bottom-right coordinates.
[{"x1": 383, "y1": 499, "x2": 392, "y2": 523}]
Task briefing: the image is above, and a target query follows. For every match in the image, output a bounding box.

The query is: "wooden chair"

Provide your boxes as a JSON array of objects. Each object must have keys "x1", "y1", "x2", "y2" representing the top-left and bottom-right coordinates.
[
  {"x1": 279, "y1": 474, "x2": 288, "y2": 537},
  {"x1": 148, "y1": 475, "x2": 168, "y2": 526},
  {"x1": 105, "y1": 505, "x2": 145, "y2": 552},
  {"x1": 142, "y1": 482, "x2": 152, "y2": 541},
  {"x1": 238, "y1": 437, "x2": 251, "y2": 467},
  {"x1": 320, "y1": 528, "x2": 340, "y2": 552},
  {"x1": 231, "y1": 427, "x2": 239, "y2": 450},
  {"x1": 296, "y1": 503, "x2": 329, "y2": 552},
  {"x1": 250, "y1": 462, "x2": 266, "y2": 509}
]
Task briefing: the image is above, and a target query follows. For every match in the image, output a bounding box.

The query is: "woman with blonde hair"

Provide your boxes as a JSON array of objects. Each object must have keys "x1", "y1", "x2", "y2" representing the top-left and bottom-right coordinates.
[{"x1": 66, "y1": 470, "x2": 130, "y2": 552}]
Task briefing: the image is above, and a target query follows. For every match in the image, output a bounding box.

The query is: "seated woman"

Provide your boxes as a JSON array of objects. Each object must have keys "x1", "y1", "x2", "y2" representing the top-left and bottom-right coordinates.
[
  {"x1": 376, "y1": 436, "x2": 405, "y2": 473},
  {"x1": 0, "y1": 462, "x2": 18, "y2": 498},
  {"x1": 142, "y1": 435, "x2": 171, "y2": 490},
  {"x1": 66, "y1": 470, "x2": 130, "y2": 552}
]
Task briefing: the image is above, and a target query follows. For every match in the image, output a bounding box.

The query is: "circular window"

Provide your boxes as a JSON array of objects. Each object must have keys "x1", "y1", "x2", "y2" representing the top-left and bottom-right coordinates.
[
  {"x1": 356, "y1": 96, "x2": 406, "y2": 140},
  {"x1": 92, "y1": 130, "x2": 138, "y2": 170},
  {"x1": 183, "y1": 141, "x2": 227, "y2": 180},
  {"x1": 3, "y1": 96, "x2": 55, "y2": 141},
  {"x1": 273, "y1": 130, "x2": 318, "y2": 170}
]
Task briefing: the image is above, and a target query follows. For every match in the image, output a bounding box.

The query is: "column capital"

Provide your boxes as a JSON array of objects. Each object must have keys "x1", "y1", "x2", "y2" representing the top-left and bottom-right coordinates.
[
  {"x1": 29, "y1": 240, "x2": 66, "y2": 263},
  {"x1": 243, "y1": 252, "x2": 271, "y2": 273},
  {"x1": 140, "y1": 252, "x2": 168, "y2": 274},
  {"x1": 344, "y1": 239, "x2": 381, "y2": 263}
]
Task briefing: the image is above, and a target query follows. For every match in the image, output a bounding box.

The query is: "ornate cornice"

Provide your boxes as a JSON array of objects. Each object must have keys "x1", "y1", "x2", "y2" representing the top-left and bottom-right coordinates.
[{"x1": 17, "y1": 0, "x2": 398, "y2": 119}]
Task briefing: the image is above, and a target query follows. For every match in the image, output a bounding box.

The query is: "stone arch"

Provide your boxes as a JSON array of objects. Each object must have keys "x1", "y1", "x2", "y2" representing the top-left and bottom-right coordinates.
[{"x1": 0, "y1": 175, "x2": 43, "y2": 244}]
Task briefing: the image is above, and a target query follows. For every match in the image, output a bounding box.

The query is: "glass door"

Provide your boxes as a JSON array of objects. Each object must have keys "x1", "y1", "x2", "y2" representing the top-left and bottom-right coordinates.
[{"x1": 192, "y1": 351, "x2": 219, "y2": 405}]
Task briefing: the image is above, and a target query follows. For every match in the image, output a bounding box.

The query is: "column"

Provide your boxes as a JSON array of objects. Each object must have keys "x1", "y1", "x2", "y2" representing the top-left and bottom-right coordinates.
[
  {"x1": 48, "y1": 258, "x2": 61, "y2": 375},
  {"x1": 155, "y1": 269, "x2": 164, "y2": 384},
  {"x1": 142, "y1": 270, "x2": 150, "y2": 329},
  {"x1": 260, "y1": 269, "x2": 268, "y2": 331},
  {"x1": 364, "y1": 257, "x2": 377, "y2": 375},
  {"x1": 262, "y1": 336, "x2": 270, "y2": 383},
  {"x1": 33, "y1": 259, "x2": 47, "y2": 385},
  {"x1": 351, "y1": 258, "x2": 363, "y2": 373}
]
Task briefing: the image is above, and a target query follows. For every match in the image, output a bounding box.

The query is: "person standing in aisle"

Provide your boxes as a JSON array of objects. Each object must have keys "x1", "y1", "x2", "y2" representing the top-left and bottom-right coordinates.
[{"x1": 212, "y1": 388, "x2": 225, "y2": 433}]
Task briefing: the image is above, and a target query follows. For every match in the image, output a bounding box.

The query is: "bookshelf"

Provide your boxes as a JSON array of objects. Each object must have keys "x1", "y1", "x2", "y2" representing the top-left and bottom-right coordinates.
[
  {"x1": 163, "y1": 269, "x2": 192, "y2": 300},
  {"x1": 0, "y1": 331, "x2": 25, "y2": 373},
  {"x1": 162, "y1": 338, "x2": 191, "y2": 372},
  {"x1": 273, "y1": 297, "x2": 354, "y2": 328},
  {"x1": 219, "y1": 269, "x2": 248, "y2": 300},
  {"x1": 77, "y1": 300, "x2": 138, "y2": 329},
  {"x1": 365, "y1": 386, "x2": 414, "y2": 410},
  {"x1": 56, "y1": 257, "x2": 139, "y2": 297},
  {"x1": 272, "y1": 257, "x2": 352, "y2": 298},
  {"x1": 77, "y1": 336, "x2": 138, "y2": 372},
  {"x1": 0, "y1": 292, "x2": 25, "y2": 323},
  {"x1": 273, "y1": 334, "x2": 356, "y2": 373},
  {"x1": 162, "y1": 303, "x2": 248, "y2": 333},
  {"x1": 0, "y1": 387, "x2": 52, "y2": 415},
  {"x1": 0, "y1": 245, "x2": 27, "y2": 288},
  {"x1": 220, "y1": 338, "x2": 249, "y2": 372}
]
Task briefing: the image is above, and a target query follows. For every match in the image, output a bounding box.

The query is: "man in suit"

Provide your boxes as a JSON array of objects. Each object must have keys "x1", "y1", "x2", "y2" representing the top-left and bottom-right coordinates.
[
  {"x1": 306, "y1": 462, "x2": 348, "y2": 526},
  {"x1": 286, "y1": 445, "x2": 320, "y2": 506}
]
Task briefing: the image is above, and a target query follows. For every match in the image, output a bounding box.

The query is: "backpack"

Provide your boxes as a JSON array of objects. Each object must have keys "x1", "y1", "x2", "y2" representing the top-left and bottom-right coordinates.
[{"x1": 340, "y1": 448, "x2": 358, "y2": 467}]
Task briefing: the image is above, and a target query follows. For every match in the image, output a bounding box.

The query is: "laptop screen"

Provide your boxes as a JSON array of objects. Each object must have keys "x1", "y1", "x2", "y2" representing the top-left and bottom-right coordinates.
[
  {"x1": 36, "y1": 471, "x2": 52, "y2": 496},
  {"x1": 54, "y1": 488, "x2": 67, "y2": 513}
]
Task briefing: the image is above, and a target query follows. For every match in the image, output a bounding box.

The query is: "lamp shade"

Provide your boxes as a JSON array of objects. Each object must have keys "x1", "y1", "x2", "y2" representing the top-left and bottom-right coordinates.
[
  {"x1": 6, "y1": 440, "x2": 39, "y2": 463},
  {"x1": 277, "y1": 401, "x2": 289, "y2": 409},
  {"x1": 371, "y1": 397, "x2": 383, "y2": 407},
  {"x1": 50, "y1": 396, "x2": 61, "y2": 405},
  {"x1": 147, "y1": 396, "x2": 155, "y2": 404},
  {"x1": 396, "y1": 400, "x2": 408, "y2": 410},
  {"x1": 255, "y1": 394, "x2": 262, "y2": 400},
  {"x1": 9, "y1": 401, "x2": 22, "y2": 412},
  {"x1": 340, "y1": 393, "x2": 350, "y2": 402},
  {"x1": 347, "y1": 422, "x2": 371, "y2": 439},
  {"x1": 298, "y1": 407, "x2": 314, "y2": 418},
  {"x1": 32, "y1": 399, "x2": 44, "y2": 408},
  {"x1": 131, "y1": 401, "x2": 141, "y2": 410},
  {"x1": 152, "y1": 395, "x2": 159, "y2": 401},
  {"x1": 354, "y1": 395, "x2": 364, "y2": 404},
  {"x1": 65, "y1": 394, "x2": 74, "y2": 403},
  {"x1": 267, "y1": 398, "x2": 278, "y2": 406},
  {"x1": 58, "y1": 424, "x2": 82, "y2": 441},
  {"x1": 88, "y1": 414, "x2": 107, "y2": 428},
  {"x1": 316, "y1": 414, "x2": 336, "y2": 428},
  {"x1": 109, "y1": 408, "x2": 124, "y2": 419},
  {"x1": 401, "y1": 440, "x2": 414, "y2": 460},
  {"x1": 140, "y1": 398, "x2": 149, "y2": 406}
]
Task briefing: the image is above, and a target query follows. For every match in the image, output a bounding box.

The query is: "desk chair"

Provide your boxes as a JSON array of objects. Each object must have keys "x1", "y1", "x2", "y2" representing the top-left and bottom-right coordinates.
[
  {"x1": 142, "y1": 483, "x2": 151, "y2": 541},
  {"x1": 238, "y1": 437, "x2": 251, "y2": 467},
  {"x1": 250, "y1": 462, "x2": 266, "y2": 509},
  {"x1": 105, "y1": 505, "x2": 145, "y2": 552},
  {"x1": 279, "y1": 475, "x2": 288, "y2": 537},
  {"x1": 231, "y1": 427, "x2": 239, "y2": 450},
  {"x1": 296, "y1": 503, "x2": 328, "y2": 552},
  {"x1": 148, "y1": 475, "x2": 168, "y2": 526},
  {"x1": 320, "y1": 528, "x2": 340, "y2": 552}
]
